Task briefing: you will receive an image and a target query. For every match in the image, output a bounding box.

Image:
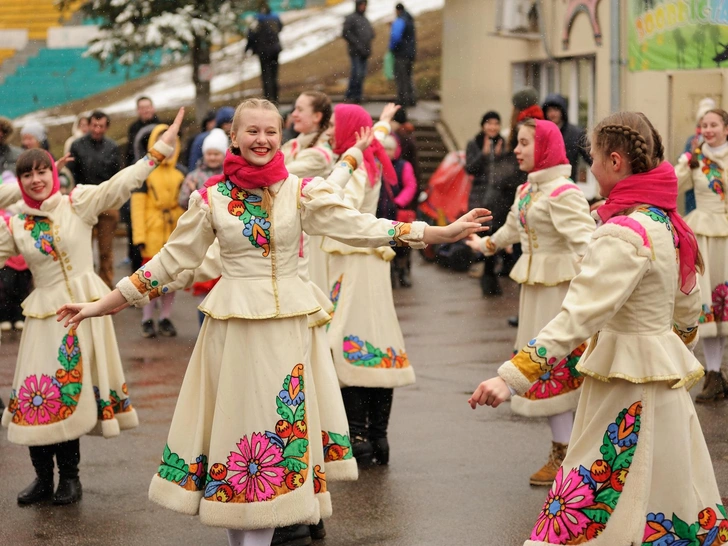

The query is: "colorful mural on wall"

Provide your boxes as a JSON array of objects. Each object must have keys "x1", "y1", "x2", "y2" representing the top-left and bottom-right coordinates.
[{"x1": 628, "y1": 0, "x2": 728, "y2": 71}]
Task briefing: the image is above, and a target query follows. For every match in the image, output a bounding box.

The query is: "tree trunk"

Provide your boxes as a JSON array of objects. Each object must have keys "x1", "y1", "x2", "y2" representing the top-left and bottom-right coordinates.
[{"x1": 192, "y1": 35, "x2": 212, "y2": 127}]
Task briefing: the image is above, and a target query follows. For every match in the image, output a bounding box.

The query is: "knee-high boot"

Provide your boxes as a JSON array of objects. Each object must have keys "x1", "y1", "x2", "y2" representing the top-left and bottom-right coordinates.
[
  {"x1": 340, "y1": 387, "x2": 374, "y2": 466},
  {"x1": 18, "y1": 444, "x2": 55, "y2": 504},
  {"x1": 53, "y1": 439, "x2": 82, "y2": 505},
  {"x1": 367, "y1": 388, "x2": 393, "y2": 465}
]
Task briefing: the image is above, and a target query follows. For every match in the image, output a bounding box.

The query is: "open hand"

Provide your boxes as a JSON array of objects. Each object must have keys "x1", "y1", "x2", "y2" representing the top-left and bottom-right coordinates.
[
  {"x1": 379, "y1": 103, "x2": 401, "y2": 124},
  {"x1": 57, "y1": 302, "x2": 101, "y2": 328},
  {"x1": 160, "y1": 107, "x2": 185, "y2": 147},
  {"x1": 354, "y1": 127, "x2": 374, "y2": 151},
  {"x1": 468, "y1": 377, "x2": 511, "y2": 409},
  {"x1": 55, "y1": 153, "x2": 74, "y2": 171},
  {"x1": 465, "y1": 233, "x2": 484, "y2": 253},
  {"x1": 423, "y1": 208, "x2": 492, "y2": 245}
]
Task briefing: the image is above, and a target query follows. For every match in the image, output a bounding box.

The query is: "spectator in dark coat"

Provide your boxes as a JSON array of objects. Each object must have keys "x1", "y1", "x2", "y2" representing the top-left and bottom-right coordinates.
[
  {"x1": 245, "y1": 4, "x2": 283, "y2": 104},
  {"x1": 187, "y1": 107, "x2": 235, "y2": 171},
  {"x1": 541, "y1": 94, "x2": 591, "y2": 182},
  {"x1": 466, "y1": 111, "x2": 524, "y2": 297},
  {"x1": 0, "y1": 117, "x2": 22, "y2": 175},
  {"x1": 390, "y1": 108, "x2": 421, "y2": 189},
  {"x1": 343, "y1": 0, "x2": 374, "y2": 104},
  {"x1": 125, "y1": 96, "x2": 159, "y2": 167},
  {"x1": 389, "y1": 3, "x2": 417, "y2": 107}
]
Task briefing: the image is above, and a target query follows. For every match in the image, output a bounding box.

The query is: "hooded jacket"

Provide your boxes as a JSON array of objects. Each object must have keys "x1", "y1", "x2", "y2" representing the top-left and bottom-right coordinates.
[
  {"x1": 131, "y1": 124, "x2": 185, "y2": 258},
  {"x1": 245, "y1": 12, "x2": 283, "y2": 59},
  {"x1": 389, "y1": 9, "x2": 416, "y2": 59},
  {"x1": 343, "y1": 9, "x2": 375, "y2": 58},
  {"x1": 541, "y1": 94, "x2": 591, "y2": 181}
]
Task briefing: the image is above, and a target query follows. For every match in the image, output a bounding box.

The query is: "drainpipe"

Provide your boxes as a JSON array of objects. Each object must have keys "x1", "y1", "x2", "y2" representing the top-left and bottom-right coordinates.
[
  {"x1": 610, "y1": 0, "x2": 621, "y2": 112},
  {"x1": 536, "y1": 0, "x2": 555, "y2": 60}
]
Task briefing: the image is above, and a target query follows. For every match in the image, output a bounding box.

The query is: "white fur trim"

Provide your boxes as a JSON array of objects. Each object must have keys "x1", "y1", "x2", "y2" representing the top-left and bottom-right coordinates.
[
  {"x1": 117, "y1": 276, "x2": 146, "y2": 306},
  {"x1": 401, "y1": 221, "x2": 427, "y2": 250},
  {"x1": 592, "y1": 223, "x2": 653, "y2": 259},
  {"x1": 510, "y1": 388, "x2": 581, "y2": 417},
  {"x1": 316, "y1": 492, "x2": 332, "y2": 520},
  {"x1": 324, "y1": 458, "x2": 359, "y2": 482},
  {"x1": 149, "y1": 473, "x2": 203, "y2": 516},
  {"x1": 152, "y1": 140, "x2": 175, "y2": 158},
  {"x1": 1, "y1": 408, "x2": 11, "y2": 428},
  {"x1": 115, "y1": 409, "x2": 139, "y2": 431},
  {"x1": 94, "y1": 418, "x2": 121, "y2": 439},
  {"x1": 497, "y1": 361, "x2": 533, "y2": 395}
]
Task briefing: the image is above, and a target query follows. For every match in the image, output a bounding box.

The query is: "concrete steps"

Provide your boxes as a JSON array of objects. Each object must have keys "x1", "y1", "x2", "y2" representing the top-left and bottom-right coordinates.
[{"x1": 412, "y1": 122, "x2": 450, "y2": 185}]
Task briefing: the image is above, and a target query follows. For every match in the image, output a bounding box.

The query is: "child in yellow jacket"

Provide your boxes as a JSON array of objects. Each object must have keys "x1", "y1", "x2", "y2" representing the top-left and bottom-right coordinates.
[{"x1": 131, "y1": 123, "x2": 185, "y2": 337}]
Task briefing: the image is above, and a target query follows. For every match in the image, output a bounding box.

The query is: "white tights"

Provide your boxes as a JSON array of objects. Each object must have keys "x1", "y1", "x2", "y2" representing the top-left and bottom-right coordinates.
[
  {"x1": 226, "y1": 528, "x2": 275, "y2": 546},
  {"x1": 702, "y1": 337, "x2": 725, "y2": 372},
  {"x1": 548, "y1": 411, "x2": 574, "y2": 444}
]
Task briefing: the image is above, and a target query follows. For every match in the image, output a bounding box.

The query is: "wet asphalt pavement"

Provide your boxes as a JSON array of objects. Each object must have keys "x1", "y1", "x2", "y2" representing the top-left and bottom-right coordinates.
[{"x1": 0, "y1": 249, "x2": 726, "y2": 546}]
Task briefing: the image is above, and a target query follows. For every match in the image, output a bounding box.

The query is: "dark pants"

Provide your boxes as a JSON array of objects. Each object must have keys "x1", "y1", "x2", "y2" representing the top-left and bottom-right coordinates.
[
  {"x1": 0, "y1": 267, "x2": 31, "y2": 323},
  {"x1": 121, "y1": 200, "x2": 143, "y2": 274},
  {"x1": 394, "y1": 56, "x2": 416, "y2": 106},
  {"x1": 259, "y1": 54, "x2": 279, "y2": 103},
  {"x1": 29, "y1": 439, "x2": 81, "y2": 481},
  {"x1": 346, "y1": 55, "x2": 368, "y2": 102},
  {"x1": 340, "y1": 386, "x2": 394, "y2": 440}
]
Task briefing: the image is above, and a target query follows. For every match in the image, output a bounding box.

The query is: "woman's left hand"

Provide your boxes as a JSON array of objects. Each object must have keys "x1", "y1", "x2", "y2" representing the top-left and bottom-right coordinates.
[
  {"x1": 468, "y1": 377, "x2": 511, "y2": 409},
  {"x1": 379, "y1": 103, "x2": 401, "y2": 124},
  {"x1": 354, "y1": 127, "x2": 374, "y2": 151},
  {"x1": 423, "y1": 208, "x2": 492, "y2": 245},
  {"x1": 55, "y1": 153, "x2": 74, "y2": 171}
]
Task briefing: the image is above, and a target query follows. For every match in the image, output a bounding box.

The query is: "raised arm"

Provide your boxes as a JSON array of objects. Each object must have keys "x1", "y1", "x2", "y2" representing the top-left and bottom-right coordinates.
[
  {"x1": 675, "y1": 153, "x2": 694, "y2": 192},
  {"x1": 0, "y1": 183, "x2": 21, "y2": 210}
]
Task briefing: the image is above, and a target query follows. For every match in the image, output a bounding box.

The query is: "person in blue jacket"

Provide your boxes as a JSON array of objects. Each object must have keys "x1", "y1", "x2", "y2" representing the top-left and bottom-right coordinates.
[{"x1": 389, "y1": 3, "x2": 417, "y2": 107}]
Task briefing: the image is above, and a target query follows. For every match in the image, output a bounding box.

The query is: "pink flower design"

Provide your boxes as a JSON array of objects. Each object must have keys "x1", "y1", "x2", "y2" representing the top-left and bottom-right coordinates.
[
  {"x1": 711, "y1": 283, "x2": 728, "y2": 322},
  {"x1": 527, "y1": 362, "x2": 573, "y2": 399},
  {"x1": 17, "y1": 374, "x2": 62, "y2": 425},
  {"x1": 226, "y1": 433, "x2": 285, "y2": 503},
  {"x1": 531, "y1": 467, "x2": 595, "y2": 544}
]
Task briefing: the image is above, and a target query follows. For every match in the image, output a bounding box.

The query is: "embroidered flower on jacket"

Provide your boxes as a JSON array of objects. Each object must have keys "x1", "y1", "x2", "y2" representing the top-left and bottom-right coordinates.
[
  {"x1": 226, "y1": 433, "x2": 286, "y2": 503},
  {"x1": 606, "y1": 402, "x2": 641, "y2": 448},
  {"x1": 17, "y1": 374, "x2": 62, "y2": 424},
  {"x1": 531, "y1": 467, "x2": 595, "y2": 543}
]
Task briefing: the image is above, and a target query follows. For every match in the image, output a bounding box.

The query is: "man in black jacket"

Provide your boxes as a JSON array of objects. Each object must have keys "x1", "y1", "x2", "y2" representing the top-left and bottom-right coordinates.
[
  {"x1": 541, "y1": 94, "x2": 591, "y2": 182},
  {"x1": 245, "y1": 4, "x2": 283, "y2": 103},
  {"x1": 68, "y1": 111, "x2": 122, "y2": 288},
  {"x1": 343, "y1": 0, "x2": 374, "y2": 104},
  {"x1": 389, "y1": 3, "x2": 417, "y2": 107}
]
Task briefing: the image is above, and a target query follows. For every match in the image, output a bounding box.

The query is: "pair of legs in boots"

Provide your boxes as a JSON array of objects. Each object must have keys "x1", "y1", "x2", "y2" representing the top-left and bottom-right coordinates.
[
  {"x1": 697, "y1": 337, "x2": 728, "y2": 403},
  {"x1": 341, "y1": 387, "x2": 393, "y2": 466},
  {"x1": 18, "y1": 438, "x2": 82, "y2": 505}
]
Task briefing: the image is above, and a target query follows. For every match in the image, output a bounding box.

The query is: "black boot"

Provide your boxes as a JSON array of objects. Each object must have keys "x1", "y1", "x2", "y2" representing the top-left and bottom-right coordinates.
[
  {"x1": 53, "y1": 439, "x2": 82, "y2": 505},
  {"x1": 396, "y1": 252, "x2": 412, "y2": 288},
  {"x1": 271, "y1": 524, "x2": 312, "y2": 546},
  {"x1": 341, "y1": 387, "x2": 374, "y2": 467},
  {"x1": 368, "y1": 388, "x2": 393, "y2": 466},
  {"x1": 309, "y1": 520, "x2": 326, "y2": 540},
  {"x1": 480, "y1": 257, "x2": 502, "y2": 297},
  {"x1": 18, "y1": 445, "x2": 55, "y2": 505}
]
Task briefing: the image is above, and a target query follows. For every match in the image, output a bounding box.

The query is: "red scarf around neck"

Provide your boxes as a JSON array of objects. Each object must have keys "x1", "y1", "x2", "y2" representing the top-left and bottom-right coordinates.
[
  {"x1": 597, "y1": 161, "x2": 699, "y2": 295},
  {"x1": 205, "y1": 149, "x2": 289, "y2": 190}
]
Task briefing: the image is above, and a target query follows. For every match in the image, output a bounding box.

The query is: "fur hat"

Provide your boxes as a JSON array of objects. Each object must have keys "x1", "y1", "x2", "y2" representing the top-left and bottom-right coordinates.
[
  {"x1": 512, "y1": 87, "x2": 539, "y2": 111},
  {"x1": 202, "y1": 128, "x2": 229, "y2": 154},
  {"x1": 696, "y1": 98, "x2": 717, "y2": 125}
]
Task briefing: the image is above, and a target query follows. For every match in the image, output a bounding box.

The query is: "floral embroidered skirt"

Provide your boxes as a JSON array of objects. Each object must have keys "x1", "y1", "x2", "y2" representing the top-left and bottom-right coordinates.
[
  {"x1": 523, "y1": 376, "x2": 725, "y2": 545},
  {"x1": 695, "y1": 234, "x2": 728, "y2": 338},
  {"x1": 326, "y1": 252, "x2": 415, "y2": 389},
  {"x1": 148, "y1": 315, "x2": 332, "y2": 530},
  {"x1": 1, "y1": 314, "x2": 137, "y2": 446},
  {"x1": 309, "y1": 323, "x2": 358, "y2": 482},
  {"x1": 307, "y1": 235, "x2": 330, "y2": 296},
  {"x1": 511, "y1": 283, "x2": 583, "y2": 417}
]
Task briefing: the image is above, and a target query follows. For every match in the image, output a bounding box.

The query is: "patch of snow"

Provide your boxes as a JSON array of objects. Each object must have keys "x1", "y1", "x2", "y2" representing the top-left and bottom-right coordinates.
[{"x1": 15, "y1": 0, "x2": 443, "y2": 127}]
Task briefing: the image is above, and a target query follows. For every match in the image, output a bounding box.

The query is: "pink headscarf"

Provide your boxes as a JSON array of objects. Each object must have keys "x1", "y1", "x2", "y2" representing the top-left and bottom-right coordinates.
[
  {"x1": 20, "y1": 150, "x2": 60, "y2": 209},
  {"x1": 333, "y1": 104, "x2": 397, "y2": 187},
  {"x1": 532, "y1": 120, "x2": 570, "y2": 172}
]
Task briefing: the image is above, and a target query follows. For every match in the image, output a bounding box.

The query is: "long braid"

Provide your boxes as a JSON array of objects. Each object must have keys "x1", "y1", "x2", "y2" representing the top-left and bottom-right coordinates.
[
  {"x1": 598, "y1": 124, "x2": 652, "y2": 174},
  {"x1": 301, "y1": 91, "x2": 332, "y2": 149}
]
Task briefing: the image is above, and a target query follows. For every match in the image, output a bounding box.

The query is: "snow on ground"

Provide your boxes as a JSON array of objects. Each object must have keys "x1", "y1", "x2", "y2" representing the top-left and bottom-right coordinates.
[{"x1": 16, "y1": 0, "x2": 443, "y2": 126}]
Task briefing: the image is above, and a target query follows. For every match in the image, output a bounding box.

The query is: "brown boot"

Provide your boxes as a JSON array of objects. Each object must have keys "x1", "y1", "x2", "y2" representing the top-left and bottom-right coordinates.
[
  {"x1": 696, "y1": 371, "x2": 726, "y2": 403},
  {"x1": 530, "y1": 442, "x2": 568, "y2": 486}
]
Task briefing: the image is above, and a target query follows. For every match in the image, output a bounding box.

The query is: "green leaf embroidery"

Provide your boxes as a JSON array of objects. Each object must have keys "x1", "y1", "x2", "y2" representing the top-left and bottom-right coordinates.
[
  {"x1": 30, "y1": 224, "x2": 41, "y2": 239},
  {"x1": 718, "y1": 504, "x2": 727, "y2": 519},
  {"x1": 61, "y1": 394, "x2": 78, "y2": 407},
  {"x1": 217, "y1": 181, "x2": 231, "y2": 198},
  {"x1": 594, "y1": 487, "x2": 620, "y2": 509},
  {"x1": 671, "y1": 513, "x2": 693, "y2": 540},
  {"x1": 293, "y1": 401, "x2": 305, "y2": 422},
  {"x1": 582, "y1": 508, "x2": 610, "y2": 524},
  {"x1": 278, "y1": 457, "x2": 308, "y2": 472},
  {"x1": 283, "y1": 438, "x2": 308, "y2": 459},
  {"x1": 61, "y1": 383, "x2": 82, "y2": 397},
  {"x1": 243, "y1": 198, "x2": 266, "y2": 219},
  {"x1": 276, "y1": 398, "x2": 294, "y2": 423},
  {"x1": 328, "y1": 432, "x2": 352, "y2": 449},
  {"x1": 158, "y1": 444, "x2": 189, "y2": 483},
  {"x1": 600, "y1": 431, "x2": 617, "y2": 466},
  {"x1": 613, "y1": 445, "x2": 636, "y2": 471}
]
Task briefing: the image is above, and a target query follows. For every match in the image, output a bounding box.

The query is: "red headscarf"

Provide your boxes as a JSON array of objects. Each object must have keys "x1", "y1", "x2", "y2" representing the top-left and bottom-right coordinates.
[
  {"x1": 596, "y1": 161, "x2": 699, "y2": 295},
  {"x1": 532, "y1": 120, "x2": 570, "y2": 172},
  {"x1": 333, "y1": 104, "x2": 397, "y2": 187},
  {"x1": 20, "y1": 150, "x2": 60, "y2": 210},
  {"x1": 204, "y1": 149, "x2": 289, "y2": 190}
]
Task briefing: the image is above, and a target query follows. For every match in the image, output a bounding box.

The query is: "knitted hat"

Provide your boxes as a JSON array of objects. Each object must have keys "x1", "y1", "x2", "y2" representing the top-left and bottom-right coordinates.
[
  {"x1": 512, "y1": 87, "x2": 539, "y2": 111},
  {"x1": 202, "y1": 128, "x2": 229, "y2": 154},
  {"x1": 21, "y1": 121, "x2": 46, "y2": 143},
  {"x1": 480, "y1": 111, "x2": 501, "y2": 126},
  {"x1": 696, "y1": 98, "x2": 717, "y2": 124}
]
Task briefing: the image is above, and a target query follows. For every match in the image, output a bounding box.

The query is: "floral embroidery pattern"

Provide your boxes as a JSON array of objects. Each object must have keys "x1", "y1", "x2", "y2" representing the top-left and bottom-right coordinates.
[
  {"x1": 511, "y1": 338, "x2": 554, "y2": 382},
  {"x1": 700, "y1": 303, "x2": 715, "y2": 324},
  {"x1": 712, "y1": 283, "x2": 728, "y2": 323},
  {"x1": 387, "y1": 221, "x2": 412, "y2": 248},
  {"x1": 175, "y1": 364, "x2": 312, "y2": 504},
  {"x1": 522, "y1": 343, "x2": 585, "y2": 401},
  {"x1": 18, "y1": 214, "x2": 58, "y2": 261},
  {"x1": 327, "y1": 275, "x2": 343, "y2": 331},
  {"x1": 635, "y1": 206, "x2": 678, "y2": 247},
  {"x1": 530, "y1": 402, "x2": 642, "y2": 544},
  {"x1": 94, "y1": 384, "x2": 133, "y2": 421},
  {"x1": 696, "y1": 148, "x2": 725, "y2": 200},
  {"x1": 642, "y1": 504, "x2": 727, "y2": 545},
  {"x1": 517, "y1": 183, "x2": 535, "y2": 229},
  {"x1": 673, "y1": 324, "x2": 698, "y2": 347},
  {"x1": 322, "y1": 430, "x2": 353, "y2": 463},
  {"x1": 131, "y1": 266, "x2": 160, "y2": 295},
  {"x1": 217, "y1": 180, "x2": 271, "y2": 257},
  {"x1": 9, "y1": 329, "x2": 84, "y2": 426},
  {"x1": 343, "y1": 336, "x2": 410, "y2": 369}
]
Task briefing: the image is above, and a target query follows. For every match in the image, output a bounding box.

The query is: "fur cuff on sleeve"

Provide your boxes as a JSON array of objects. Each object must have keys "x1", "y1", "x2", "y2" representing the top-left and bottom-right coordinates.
[
  {"x1": 399, "y1": 221, "x2": 427, "y2": 249},
  {"x1": 152, "y1": 140, "x2": 175, "y2": 158},
  {"x1": 497, "y1": 361, "x2": 533, "y2": 395},
  {"x1": 117, "y1": 276, "x2": 146, "y2": 306}
]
